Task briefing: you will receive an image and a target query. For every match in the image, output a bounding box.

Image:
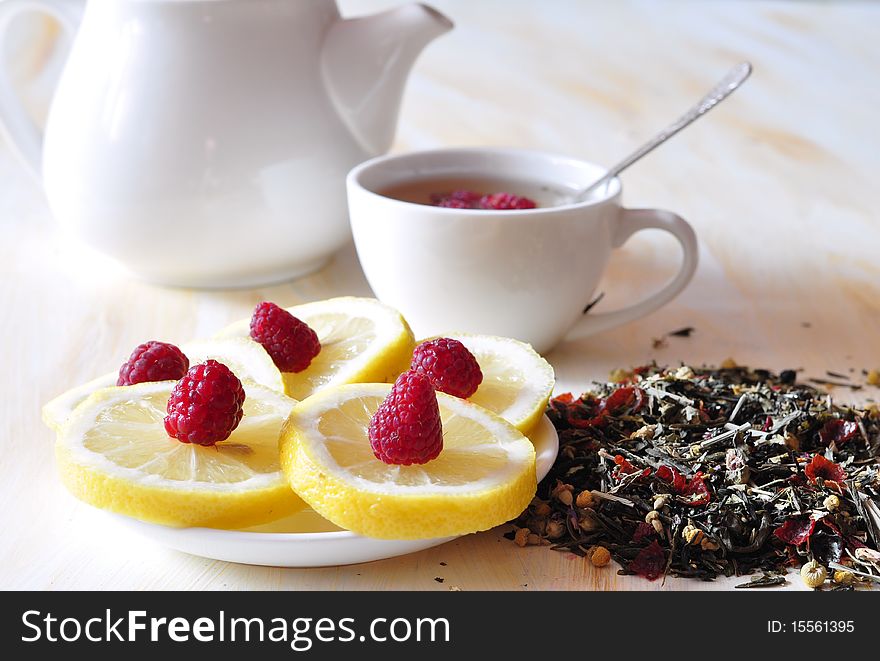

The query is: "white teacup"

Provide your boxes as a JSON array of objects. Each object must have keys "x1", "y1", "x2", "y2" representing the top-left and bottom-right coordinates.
[{"x1": 347, "y1": 148, "x2": 698, "y2": 353}]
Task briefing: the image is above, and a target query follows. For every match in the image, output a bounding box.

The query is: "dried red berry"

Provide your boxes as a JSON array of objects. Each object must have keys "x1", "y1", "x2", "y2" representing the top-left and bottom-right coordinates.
[
  {"x1": 819, "y1": 517, "x2": 866, "y2": 552},
  {"x1": 629, "y1": 540, "x2": 666, "y2": 580},
  {"x1": 600, "y1": 386, "x2": 646, "y2": 416},
  {"x1": 680, "y1": 473, "x2": 711, "y2": 506},
  {"x1": 613, "y1": 454, "x2": 639, "y2": 476},
  {"x1": 696, "y1": 401, "x2": 712, "y2": 423},
  {"x1": 819, "y1": 419, "x2": 858, "y2": 447},
  {"x1": 632, "y1": 522, "x2": 656, "y2": 544},
  {"x1": 563, "y1": 386, "x2": 646, "y2": 429},
  {"x1": 656, "y1": 466, "x2": 711, "y2": 506},
  {"x1": 117, "y1": 341, "x2": 189, "y2": 386},
  {"x1": 804, "y1": 454, "x2": 847, "y2": 484},
  {"x1": 656, "y1": 465, "x2": 687, "y2": 492},
  {"x1": 249, "y1": 301, "x2": 321, "y2": 373},
  {"x1": 774, "y1": 516, "x2": 817, "y2": 546},
  {"x1": 163, "y1": 360, "x2": 246, "y2": 446},
  {"x1": 565, "y1": 401, "x2": 604, "y2": 428},
  {"x1": 479, "y1": 192, "x2": 537, "y2": 210},
  {"x1": 410, "y1": 337, "x2": 483, "y2": 399},
  {"x1": 368, "y1": 370, "x2": 443, "y2": 465},
  {"x1": 554, "y1": 392, "x2": 575, "y2": 405}
]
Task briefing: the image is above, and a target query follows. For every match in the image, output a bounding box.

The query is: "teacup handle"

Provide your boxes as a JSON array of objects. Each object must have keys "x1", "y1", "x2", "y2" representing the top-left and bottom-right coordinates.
[
  {"x1": 0, "y1": 0, "x2": 83, "y2": 178},
  {"x1": 567, "y1": 208, "x2": 698, "y2": 339}
]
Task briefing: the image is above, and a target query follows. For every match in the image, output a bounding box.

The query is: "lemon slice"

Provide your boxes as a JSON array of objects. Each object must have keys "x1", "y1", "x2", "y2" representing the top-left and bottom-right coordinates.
[
  {"x1": 55, "y1": 381, "x2": 303, "y2": 528},
  {"x1": 217, "y1": 297, "x2": 415, "y2": 400},
  {"x1": 43, "y1": 373, "x2": 120, "y2": 433},
  {"x1": 182, "y1": 337, "x2": 285, "y2": 392},
  {"x1": 42, "y1": 337, "x2": 284, "y2": 432},
  {"x1": 280, "y1": 383, "x2": 537, "y2": 539},
  {"x1": 433, "y1": 334, "x2": 555, "y2": 434}
]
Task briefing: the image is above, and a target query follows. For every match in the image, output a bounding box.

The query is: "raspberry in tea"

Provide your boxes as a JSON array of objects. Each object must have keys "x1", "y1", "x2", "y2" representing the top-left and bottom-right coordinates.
[{"x1": 378, "y1": 176, "x2": 574, "y2": 209}]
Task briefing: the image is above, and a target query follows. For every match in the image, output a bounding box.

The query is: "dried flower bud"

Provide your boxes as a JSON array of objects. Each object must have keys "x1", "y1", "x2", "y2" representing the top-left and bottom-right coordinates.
[
  {"x1": 700, "y1": 538, "x2": 720, "y2": 551},
  {"x1": 823, "y1": 494, "x2": 841, "y2": 512},
  {"x1": 533, "y1": 501, "x2": 552, "y2": 517},
  {"x1": 546, "y1": 519, "x2": 565, "y2": 539},
  {"x1": 645, "y1": 510, "x2": 664, "y2": 535},
  {"x1": 675, "y1": 366, "x2": 695, "y2": 380},
  {"x1": 527, "y1": 518, "x2": 547, "y2": 536},
  {"x1": 867, "y1": 369, "x2": 880, "y2": 387},
  {"x1": 551, "y1": 482, "x2": 574, "y2": 507},
  {"x1": 682, "y1": 524, "x2": 704, "y2": 546},
  {"x1": 609, "y1": 368, "x2": 631, "y2": 383},
  {"x1": 576, "y1": 490, "x2": 596, "y2": 509},
  {"x1": 653, "y1": 495, "x2": 669, "y2": 510},
  {"x1": 513, "y1": 527, "x2": 530, "y2": 548},
  {"x1": 629, "y1": 425, "x2": 657, "y2": 441},
  {"x1": 590, "y1": 546, "x2": 611, "y2": 568},
  {"x1": 800, "y1": 560, "x2": 828, "y2": 589},
  {"x1": 527, "y1": 533, "x2": 543, "y2": 546},
  {"x1": 833, "y1": 569, "x2": 857, "y2": 585},
  {"x1": 578, "y1": 512, "x2": 600, "y2": 532},
  {"x1": 720, "y1": 358, "x2": 738, "y2": 369}
]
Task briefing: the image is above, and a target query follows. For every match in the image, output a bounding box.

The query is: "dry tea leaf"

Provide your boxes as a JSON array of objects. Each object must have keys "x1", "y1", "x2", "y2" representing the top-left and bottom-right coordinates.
[{"x1": 511, "y1": 363, "x2": 880, "y2": 584}]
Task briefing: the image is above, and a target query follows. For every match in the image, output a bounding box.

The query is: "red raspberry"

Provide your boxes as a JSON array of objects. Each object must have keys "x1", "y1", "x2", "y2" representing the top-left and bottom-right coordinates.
[
  {"x1": 249, "y1": 301, "x2": 321, "y2": 373},
  {"x1": 430, "y1": 190, "x2": 482, "y2": 208},
  {"x1": 435, "y1": 197, "x2": 471, "y2": 209},
  {"x1": 410, "y1": 338, "x2": 483, "y2": 399},
  {"x1": 117, "y1": 341, "x2": 189, "y2": 386},
  {"x1": 479, "y1": 192, "x2": 537, "y2": 210},
  {"x1": 448, "y1": 190, "x2": 483, "y2": 204},
  {"x1": 368, "y1": 370, "x2": 443, "y2": 465},
  {"x1": 164, "y1": 360, "x2": 246, "y2": 446}
]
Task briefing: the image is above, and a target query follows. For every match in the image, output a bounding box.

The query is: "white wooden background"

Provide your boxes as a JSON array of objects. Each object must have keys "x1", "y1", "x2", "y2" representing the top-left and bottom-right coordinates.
[{"x1": 1, "y1": 0, "x2": 878, "y2": 590}]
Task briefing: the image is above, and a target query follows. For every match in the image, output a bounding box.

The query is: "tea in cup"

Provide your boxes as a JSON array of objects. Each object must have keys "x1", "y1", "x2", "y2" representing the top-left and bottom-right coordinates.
[{"x1": 347, "y1": 148, "x2": 698, "y2": 353}]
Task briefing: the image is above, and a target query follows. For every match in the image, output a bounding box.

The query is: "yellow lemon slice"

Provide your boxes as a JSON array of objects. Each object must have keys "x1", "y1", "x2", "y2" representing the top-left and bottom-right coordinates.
[
  {"x1": 217, "y1": 297, "x2": 414, "y2": 400},
  {"x1": 42, "y1": 337, "x2": 284, "y2": 432},
  {"x1": 429, "y1": 334, "x2": 555, "y2": 434},
  {"x1": 55, "y1": 381, "x2": 303, "y2": 528},
  {"x1": 280, "y1": 383, "x2": 537, "y2": 539}
]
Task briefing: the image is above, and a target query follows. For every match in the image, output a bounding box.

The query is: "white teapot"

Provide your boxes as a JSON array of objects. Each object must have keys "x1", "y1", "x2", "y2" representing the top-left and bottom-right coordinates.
[{"x1": 0, "y1": 0, "x2": 451, "y2": 287}]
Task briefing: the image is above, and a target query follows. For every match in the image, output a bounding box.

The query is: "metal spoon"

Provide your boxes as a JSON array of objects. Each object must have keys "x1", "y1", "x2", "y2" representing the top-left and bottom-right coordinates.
[{"x1": 573, "y1": 61, "x2": 752, "y2": 202}]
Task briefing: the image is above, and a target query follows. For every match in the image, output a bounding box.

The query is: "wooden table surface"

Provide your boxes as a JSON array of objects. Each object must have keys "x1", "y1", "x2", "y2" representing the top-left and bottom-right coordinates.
[{"x1": 2, "y1": 0, "x2": 879, "y2": 591}]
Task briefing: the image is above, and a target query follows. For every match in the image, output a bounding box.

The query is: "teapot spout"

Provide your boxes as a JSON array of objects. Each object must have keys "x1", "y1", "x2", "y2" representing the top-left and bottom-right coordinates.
[{"x1": 322, "y1": 4, "x2": 452, "y2": 156}]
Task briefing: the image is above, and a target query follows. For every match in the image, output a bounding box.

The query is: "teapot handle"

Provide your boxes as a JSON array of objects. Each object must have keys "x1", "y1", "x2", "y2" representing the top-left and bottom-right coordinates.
[{"x1": 0, "y1": 0, "x2": 83, "y2": 179}]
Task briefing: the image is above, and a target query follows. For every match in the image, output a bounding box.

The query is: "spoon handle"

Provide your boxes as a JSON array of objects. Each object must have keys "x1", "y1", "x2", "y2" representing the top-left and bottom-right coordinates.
[{"x1": 577, "y1": 62, "x2": 752, "y2": 201}]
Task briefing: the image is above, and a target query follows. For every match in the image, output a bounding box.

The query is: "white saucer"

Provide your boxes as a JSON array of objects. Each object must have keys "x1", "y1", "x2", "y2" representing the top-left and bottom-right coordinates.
[{"x1": 110, "y1": 415, "x2": 559, "y2": 567}]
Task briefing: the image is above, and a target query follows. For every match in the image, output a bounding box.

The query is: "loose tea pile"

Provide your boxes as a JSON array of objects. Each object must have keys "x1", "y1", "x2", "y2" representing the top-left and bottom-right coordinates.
[{"x1": 509, "y1": 364, "x2": 880, "y2": 588}]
